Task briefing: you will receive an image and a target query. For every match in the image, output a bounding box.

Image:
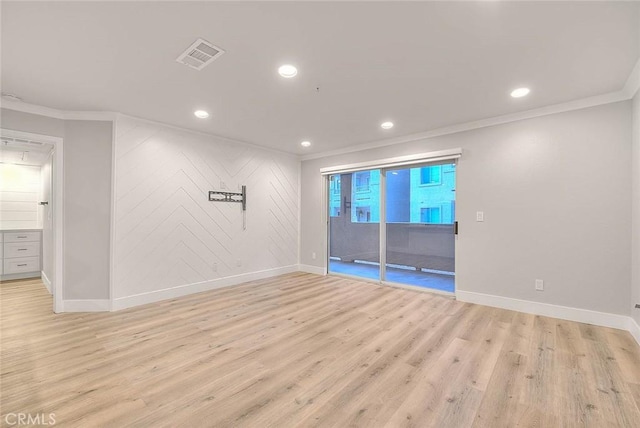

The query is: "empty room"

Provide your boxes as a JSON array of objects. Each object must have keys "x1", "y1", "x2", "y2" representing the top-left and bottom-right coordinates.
[{"x1": 1, "y1": 1, "x2": 639, "y2": 427}]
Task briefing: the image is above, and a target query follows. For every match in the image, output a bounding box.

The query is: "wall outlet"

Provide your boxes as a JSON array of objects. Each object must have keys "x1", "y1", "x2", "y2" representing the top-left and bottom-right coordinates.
[
  {"x1": 312, "y1": 252, "x2": 316, "y2": 260},
  {"x1": 476, "y1": 211, "x2": 484, "y2": 222},
  {"x1": 212, "y1": 262, "x2": 217, "y2": 272},
  {"x1": 220, "y1": 181, "x2": 226, "y2": 189},
  {"x1": 236, "y1": 259, "x2": 242, "y2": 267},
  {"x1": 535, "y1": 279, "x2": 544, "y2": 291}
]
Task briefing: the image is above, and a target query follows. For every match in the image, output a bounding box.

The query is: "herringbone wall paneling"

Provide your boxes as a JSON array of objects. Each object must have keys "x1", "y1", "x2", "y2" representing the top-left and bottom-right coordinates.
[{"x1": 113, "y1": 117, "x2": 299, "y2": 299}]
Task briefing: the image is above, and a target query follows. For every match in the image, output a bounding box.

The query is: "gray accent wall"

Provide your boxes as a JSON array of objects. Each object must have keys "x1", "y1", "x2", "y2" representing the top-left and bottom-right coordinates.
[
  {"x1": 1, "y1": 109, "x2": 113, "y2": 301},
  {"x1": 301, "y1": 102, "x2": 633, "y2": 316},
  {"x1": 63, "y1": 120, "x2": 112, "y2": 300},
  {"x1": 1, "y1": 109, "x2": 64, "y2": 137}
]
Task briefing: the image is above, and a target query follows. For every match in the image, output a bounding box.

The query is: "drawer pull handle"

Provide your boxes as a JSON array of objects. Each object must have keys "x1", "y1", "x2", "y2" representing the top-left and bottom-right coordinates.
[
  {"x1": 17, "y1": 264, "x2": 27, "y2": 267},
  {"x1": 17, "y1": 236, "x2": 27, "y2": 238},
  {"x1": 17, "y1": 248, "x2": 27, "y2": 251}
]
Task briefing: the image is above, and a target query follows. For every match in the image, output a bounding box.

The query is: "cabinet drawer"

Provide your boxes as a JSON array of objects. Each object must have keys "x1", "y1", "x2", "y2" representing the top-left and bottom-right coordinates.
[
  {"x1": 4, "y1": 231, "x2": 41, "y2": 243},
  {"x1": 4, "y1": 256, "x2": 40, "y2": 274},
  {"x1": 4, "y1": 241, "x2": 40, "y2": 258}
]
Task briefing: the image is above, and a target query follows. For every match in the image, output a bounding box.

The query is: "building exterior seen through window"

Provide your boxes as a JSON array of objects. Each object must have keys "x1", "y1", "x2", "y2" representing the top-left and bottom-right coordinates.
[{"x1": 329, "y1": 164, "x2": 456, "y2": 224}]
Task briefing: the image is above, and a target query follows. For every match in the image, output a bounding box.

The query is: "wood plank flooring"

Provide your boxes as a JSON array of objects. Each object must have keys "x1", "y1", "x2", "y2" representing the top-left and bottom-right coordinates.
[{"x1": 1, "y1": 273, "x2": 639, "y2": 427}]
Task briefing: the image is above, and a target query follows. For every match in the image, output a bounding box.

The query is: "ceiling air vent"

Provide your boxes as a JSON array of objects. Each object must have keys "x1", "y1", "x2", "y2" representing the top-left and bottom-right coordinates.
[{"x1": 176, "y1": 38, "x2": 225, "y2": 71}]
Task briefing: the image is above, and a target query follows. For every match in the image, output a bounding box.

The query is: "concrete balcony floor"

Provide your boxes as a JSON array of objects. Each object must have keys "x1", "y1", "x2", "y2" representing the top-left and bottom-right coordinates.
[{"x1": 329, "y1": 260, "x2": 454, "y2": 293}]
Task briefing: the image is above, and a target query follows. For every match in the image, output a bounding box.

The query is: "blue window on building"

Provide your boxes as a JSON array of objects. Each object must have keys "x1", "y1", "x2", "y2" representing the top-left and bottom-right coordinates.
[
  {"x1": 329, "y1": 175, "x2": 341, "y2": 217},
  {"x1": 420, "y1": 207, "x2": 441, "y2": 223},
  {"x1": 354, "y1": 171, "x2": 371, "y2": 192},
  {"x1": 420, "y1": 165, "x2": 442, "y2": 185}
]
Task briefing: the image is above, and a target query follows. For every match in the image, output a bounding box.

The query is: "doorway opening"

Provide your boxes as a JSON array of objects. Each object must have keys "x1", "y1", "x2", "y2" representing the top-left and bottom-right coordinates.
[{"x1": 1, "y1": 129, "x2": 64, "y2": 312}]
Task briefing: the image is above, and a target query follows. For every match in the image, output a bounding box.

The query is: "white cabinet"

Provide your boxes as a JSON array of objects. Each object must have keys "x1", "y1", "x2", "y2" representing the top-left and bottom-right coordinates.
[{"x1": 1, "y1": 230, "x2": 42, "y2": 280}]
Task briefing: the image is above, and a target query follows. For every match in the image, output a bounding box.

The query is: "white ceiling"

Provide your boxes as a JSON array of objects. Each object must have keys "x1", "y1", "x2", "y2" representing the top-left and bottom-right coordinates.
[{"x1": 1, "y1": 1, "x2": 638, "y2": 155}]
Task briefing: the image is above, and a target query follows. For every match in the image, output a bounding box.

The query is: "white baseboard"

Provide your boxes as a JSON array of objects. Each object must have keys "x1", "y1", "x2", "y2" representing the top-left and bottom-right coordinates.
[
  {"x1": 41, "y1": 271, "x2": 52, "y2": 294},
  {"x1": 112, "y1": 265, "x2": 299, "y2": 311},
  {"x1": 456, "y1": 290, "x2": 636, "y2": 341},
  {"x1": 628, "y1": 317, "x2": 640, "y2": 346},
  {"x1": 0, "y1": 272, "x2": 41, "y2": 281},
  {"x1": 63, "y1": 299, "x2": 110, "y2": 312},
  {"x1": 298, "y1": 264, "x2": 326, "y2": 275}
]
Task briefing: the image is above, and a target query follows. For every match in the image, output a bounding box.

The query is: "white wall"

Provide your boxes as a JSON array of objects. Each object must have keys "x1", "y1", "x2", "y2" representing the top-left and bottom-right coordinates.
[
  {"x1": 0, "y1": 163, "x2": 41, "y2": 229},
  {"x1": 1, "y1": 109, "x2": 113, "y2": 303},
  {"x1": 41, "y1": 152, "x2": 54, "y2": 285},
  {"x1": 301, "y1": 102, "x2": 632, "y2": 316},
  {"x1": 632, "y1": 92, "x2": 640, "y2": 325},
  {"x1": 112, "y1": 116, "x2": 299, "y2": 303}
]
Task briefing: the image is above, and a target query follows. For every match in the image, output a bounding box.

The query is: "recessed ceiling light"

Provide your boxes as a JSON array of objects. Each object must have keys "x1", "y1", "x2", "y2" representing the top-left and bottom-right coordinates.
[
  {"x1": 194, "y1": 110, "x2": 209, "y2": 119},
  {"x1": 510, "y1": 87, "x2": 530, "y2": 98},
  {"x1": 300, "y1": 141, "x2": 311, "y2": 147},
  {"x1": 381, "y1": 121, "x2": 394, "y2": 130},
  {"x1": 278, "y1": 64, "x2": 298, "y2": 78}
]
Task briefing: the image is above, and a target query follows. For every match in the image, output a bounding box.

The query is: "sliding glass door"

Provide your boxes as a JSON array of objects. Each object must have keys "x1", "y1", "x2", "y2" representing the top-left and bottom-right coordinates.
[
  {"x1": 328, "y1": 162, "x2": 456, "y2": 293},
  {"x1": 328, "y1": 170, "x2": 380, "y2": 280},
  {"x1": 384, "y1": 164, "x2": 456, "y2": 292}
]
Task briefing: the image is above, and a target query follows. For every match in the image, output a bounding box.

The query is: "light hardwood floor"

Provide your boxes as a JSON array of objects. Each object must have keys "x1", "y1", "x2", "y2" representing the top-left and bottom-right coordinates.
[{"x1": 1, "y1": 273, "x2": 639, "y2": 427}]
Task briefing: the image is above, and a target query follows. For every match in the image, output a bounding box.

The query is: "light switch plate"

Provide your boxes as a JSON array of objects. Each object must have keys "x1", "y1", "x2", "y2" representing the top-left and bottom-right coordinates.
[
  {"x1": 476, "y1": 211, "x2": 484, "y2": 222},
  {"x1": 535, "y1": 279, "x2": 544, "y2": 291}
]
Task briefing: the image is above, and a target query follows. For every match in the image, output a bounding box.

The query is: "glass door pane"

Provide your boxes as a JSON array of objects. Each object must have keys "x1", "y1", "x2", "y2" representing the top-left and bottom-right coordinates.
[
  {"x1": 328, "y1": 170, "x2": 381, "y2": 280},
  {"x1": 384, "y1": 163, "x2": 456, "y2": 292}
]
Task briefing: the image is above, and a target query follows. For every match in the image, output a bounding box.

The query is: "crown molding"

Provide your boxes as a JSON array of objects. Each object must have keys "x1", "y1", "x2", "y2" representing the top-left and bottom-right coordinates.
[
  {"x1": 0, "y1": 100, "x2": 296, "y2": 158},
  {"x1": 113, "y1": 113, "x2": 297, "y2": 159},
  {"x1": 623, "y1": 57, "x2": 640, "y2": 99},
  {"x1": 1, "y1": 99, "x2": 118, "y2": 121},
  {"x1": 300, "y1": 90, "x2": 629, "y2": 161},
  {"x1": 3, "y1": 56, "x2": 639, "y2": 163}
]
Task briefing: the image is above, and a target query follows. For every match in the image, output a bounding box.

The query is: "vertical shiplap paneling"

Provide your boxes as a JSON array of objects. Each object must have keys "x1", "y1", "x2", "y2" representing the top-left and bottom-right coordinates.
[
  {"x1": 113, "y1": 117, "x2": 299, "y2": 298},
  {"x1": 0, "y1": 164, "x2": 41, "y2": 229}
]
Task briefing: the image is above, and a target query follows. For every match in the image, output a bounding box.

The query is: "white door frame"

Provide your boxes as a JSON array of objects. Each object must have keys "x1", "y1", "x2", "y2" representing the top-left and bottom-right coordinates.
[
  {"x1": 1, "y1": 129, "x2": 64, "y2": 313},
  {"x1": 323, "y1": 152, "x2": 461, "y2": 296}
]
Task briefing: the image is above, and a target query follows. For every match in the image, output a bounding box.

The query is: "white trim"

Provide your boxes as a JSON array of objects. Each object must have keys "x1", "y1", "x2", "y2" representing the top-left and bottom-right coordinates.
[
  {"x1": 109, "y1": 119, "x2": 117, "y2": 311},
  {"x1": 628, "y1": 318, "x2": 640, "y2": 347},
  {"x1": 322, "y1": 174, "x2": 329, "y2": 274},
  {"x1": 41, "y1": 270, "x2": 52, "y2": 294},
  {"x1": 298, "y1": 264, "x2": 326, "y2": 275},
  {"x1": 456, "y1": 290, "x2": 631, "y2": 332},
  {"x1": 297, "y1": 160, "x2": 302, "y2": 267},
  {"x1": 63, "y1": 299, "x2": 110, "y2": 312},
  {"x1": 52, "y1": 136, "x2": 64, "y2": 313},
  {"x1": 114, "y1": 113, "x2": 296, "y2": 158},
  {"x1": 381, "y1": 280, "x2": 455, "y2": 298},
  {"x1": 1, "y1": 102, "x2": 295, "y2": 158},
  {"x1": 320, "y1": 148, "x2": 462, "y2": 175},
  {"x1": 112, "y1": 265, "x2": 299, "y2": 311},
  {"x1": 302, "y1": 91, "x2": 628, "y2": 161},
  {"x1": 0, "y1": 272, "x2": 41, "y2": 281},
  {"x1": 623, "y1": 57, "x2": 640, "y2": 99},
  {"x1": 0, "y1": 128, "x2": 62, "y2": 145},
  {"x1": 3, "y1": 86, "x2": 634, "y2": 164},
  {"x1": 379, "y1": 170, "x2": 386, "y2": 280},
  {"x1": 1, "y1": 100, "x2": 64, "y2": 120},
  {"x1": 1, "y1": 128, "x2": 64, "y2": 313},
  {"x1": 1, "y1": 99, "x2": 116, "y2": 121}
]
